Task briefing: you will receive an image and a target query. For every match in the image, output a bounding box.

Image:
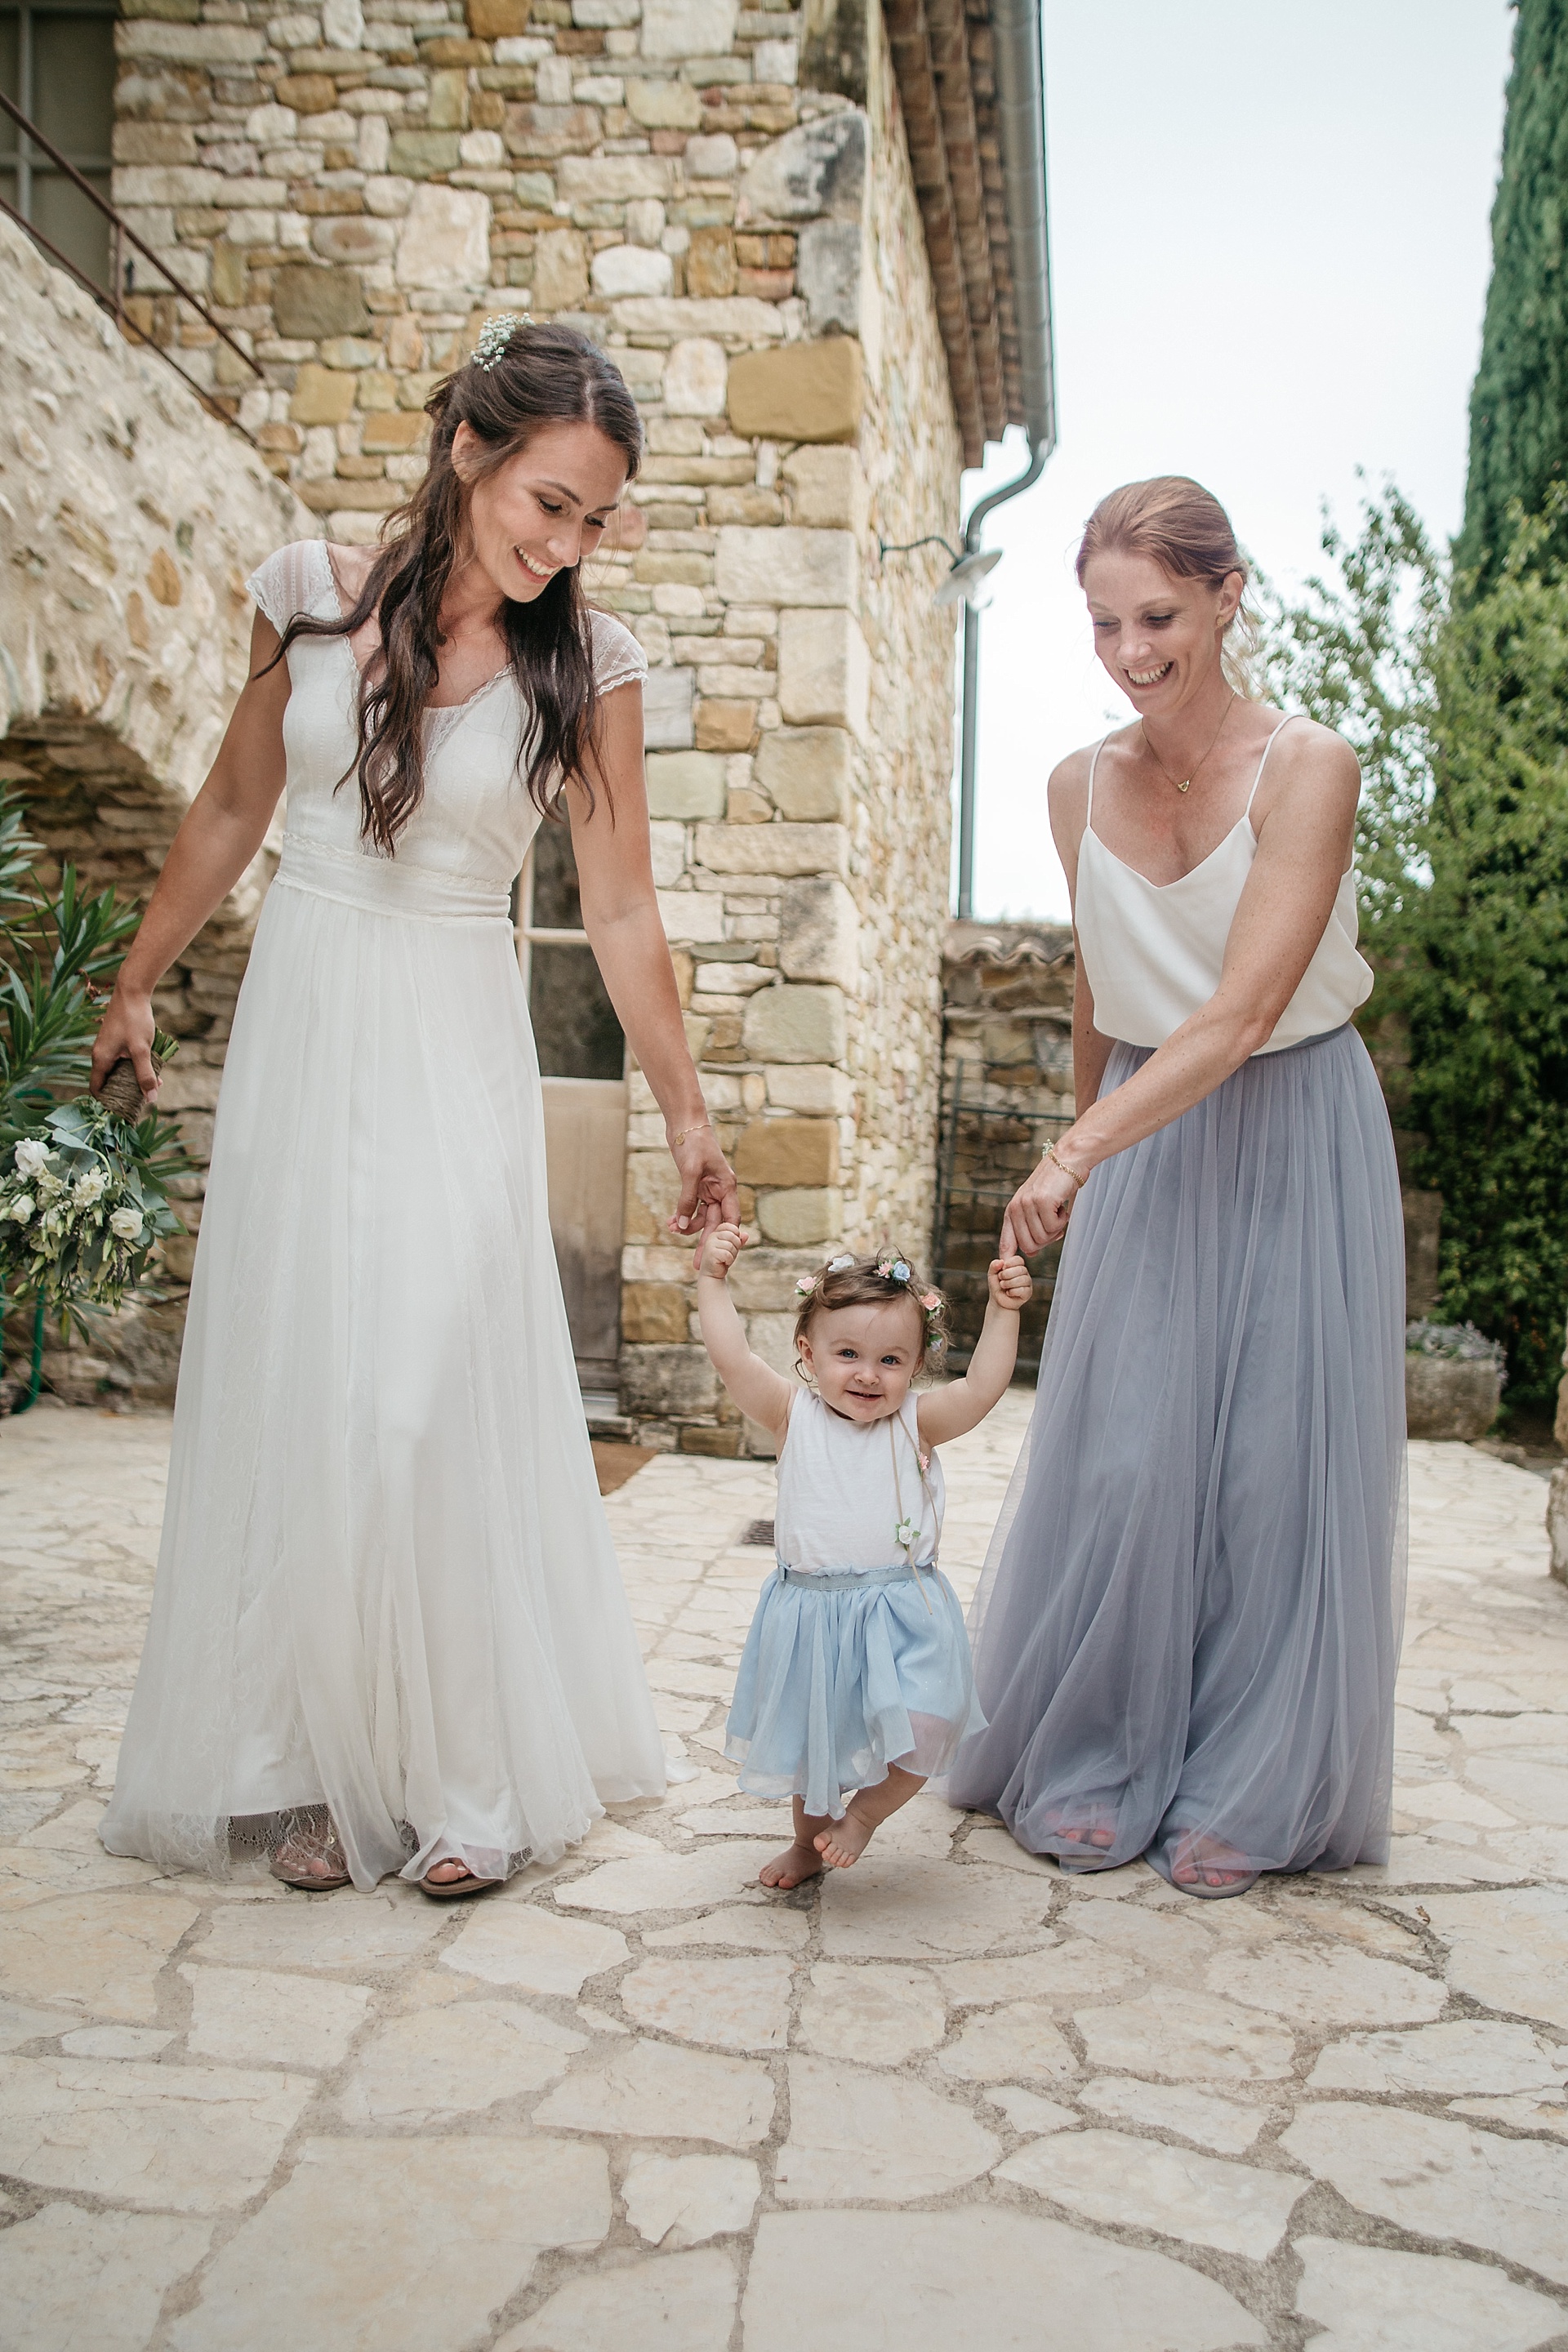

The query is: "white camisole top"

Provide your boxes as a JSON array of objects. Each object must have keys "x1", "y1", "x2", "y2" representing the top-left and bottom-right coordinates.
[{"x1": 1073, "y1": 713, "x2": 1374, "y2": 1055}]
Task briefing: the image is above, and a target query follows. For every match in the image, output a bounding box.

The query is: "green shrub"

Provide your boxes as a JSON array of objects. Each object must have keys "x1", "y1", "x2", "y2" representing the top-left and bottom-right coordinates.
[{"x1": 1263, "y1": 490, "x2": 1568, "y2": 1406}]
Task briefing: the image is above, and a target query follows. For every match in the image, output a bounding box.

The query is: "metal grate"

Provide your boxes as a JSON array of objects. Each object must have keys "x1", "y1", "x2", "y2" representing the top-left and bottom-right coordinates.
[
  {"x1": 741, "y1": 1519, "x2": 775, "y2": 1548},
  {"x1": 932, "y1": 1058, "x2": 1070, "y2": 1376}
]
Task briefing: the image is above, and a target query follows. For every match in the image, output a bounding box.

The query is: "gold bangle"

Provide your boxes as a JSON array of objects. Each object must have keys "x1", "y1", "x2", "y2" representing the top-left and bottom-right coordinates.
[
  {"x1": 1045, "y1": 1139, "x2": 1087, "y2": 1191},
  {"x1": 671, "y1": 1119, "x2": 713, "y2": 1147}
]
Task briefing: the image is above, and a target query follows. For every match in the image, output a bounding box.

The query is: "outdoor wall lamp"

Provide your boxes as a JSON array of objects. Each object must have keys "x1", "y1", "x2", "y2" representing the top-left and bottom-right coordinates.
[{"x1": 876, "y1": 535, "x2": 1003, "y2": 609}]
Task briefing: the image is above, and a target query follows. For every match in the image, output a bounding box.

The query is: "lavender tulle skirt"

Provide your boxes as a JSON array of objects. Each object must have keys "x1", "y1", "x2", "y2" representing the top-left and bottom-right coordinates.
[{"x1": 947, "y1": 1025, "x2": 1406, "y2": 1894}]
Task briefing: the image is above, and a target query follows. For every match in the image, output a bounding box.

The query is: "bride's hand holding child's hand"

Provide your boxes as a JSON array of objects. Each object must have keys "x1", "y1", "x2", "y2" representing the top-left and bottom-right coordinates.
[{"x1": 989, "y1": 1254, "x2": 1033, "y2": 1312}]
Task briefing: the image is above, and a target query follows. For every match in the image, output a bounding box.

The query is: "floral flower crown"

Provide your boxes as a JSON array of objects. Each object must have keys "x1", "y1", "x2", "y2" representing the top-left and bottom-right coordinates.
[
  {"x1": 793, "y1": 1252, "x2": 945, "y2": 1342},
  {"x1": 470, "y1": 312, "x2": 533, "y2": 372}
]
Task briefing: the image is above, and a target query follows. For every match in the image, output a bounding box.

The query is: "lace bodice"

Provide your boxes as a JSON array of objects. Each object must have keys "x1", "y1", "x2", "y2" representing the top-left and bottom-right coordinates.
[{"x1": 246, "y1": 540, "x2": 647, "y2": 893}]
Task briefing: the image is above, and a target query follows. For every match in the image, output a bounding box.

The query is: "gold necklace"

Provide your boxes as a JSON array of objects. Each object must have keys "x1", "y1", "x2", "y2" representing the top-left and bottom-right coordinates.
[{"x1": 1140, "y1": 689, "x2": 1236, "y2": 795}]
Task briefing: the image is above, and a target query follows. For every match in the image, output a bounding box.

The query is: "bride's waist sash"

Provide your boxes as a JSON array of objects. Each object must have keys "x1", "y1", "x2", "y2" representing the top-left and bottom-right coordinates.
[{"x1": 274, "y1": 835, "x2": 511, "y2": 924}]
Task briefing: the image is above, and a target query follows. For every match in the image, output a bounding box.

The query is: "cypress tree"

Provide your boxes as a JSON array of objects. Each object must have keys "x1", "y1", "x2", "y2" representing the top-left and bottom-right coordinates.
[{"x1": 1456, "y1": 0, "x2": 1568, "y2": 586}]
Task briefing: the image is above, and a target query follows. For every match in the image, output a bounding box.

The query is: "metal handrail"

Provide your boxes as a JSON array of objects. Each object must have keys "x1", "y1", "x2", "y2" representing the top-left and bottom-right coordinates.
[{"x1": 0, "y1": 87, "x2": 263, "y2": 443}]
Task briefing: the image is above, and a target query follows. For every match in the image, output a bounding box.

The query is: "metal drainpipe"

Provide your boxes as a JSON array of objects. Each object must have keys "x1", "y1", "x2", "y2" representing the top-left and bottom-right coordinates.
[
  {"x1": 956, "y1": 437, "x2": 1045, "y2": 917},
  {"x1": 955, "y1": 0, "x2": 1058, "y2": 919}
]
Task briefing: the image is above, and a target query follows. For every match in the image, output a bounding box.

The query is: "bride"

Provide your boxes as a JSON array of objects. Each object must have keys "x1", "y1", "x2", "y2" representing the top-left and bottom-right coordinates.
[{"x1": 96, "y1": 316, "x2": 736, "y2": 1897}]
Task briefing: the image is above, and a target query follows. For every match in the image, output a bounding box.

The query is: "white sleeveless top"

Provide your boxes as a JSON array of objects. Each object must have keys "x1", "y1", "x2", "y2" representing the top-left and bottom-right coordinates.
[
  {"x1": 1073, "y1": 715, "x2": 1374, "y2": 1055},
  {"x1": 776, "y1": 1392, "x2": 943, "y2": 1575}
]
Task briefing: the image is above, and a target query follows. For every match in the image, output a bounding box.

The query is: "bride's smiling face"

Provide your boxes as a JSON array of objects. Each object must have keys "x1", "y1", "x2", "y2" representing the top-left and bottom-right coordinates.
[
  {"x1": 452, "y1": 419, "x2": 630, "y2": 605},
  {"x1": 1082, "y1": 549, "x2": 1241, "y2": 714}
]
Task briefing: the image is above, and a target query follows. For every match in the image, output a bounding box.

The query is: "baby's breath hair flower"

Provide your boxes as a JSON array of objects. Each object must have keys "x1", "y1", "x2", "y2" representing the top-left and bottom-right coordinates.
[{"x1": 471, "y1": 311, "x2": 532, "y2": 371}]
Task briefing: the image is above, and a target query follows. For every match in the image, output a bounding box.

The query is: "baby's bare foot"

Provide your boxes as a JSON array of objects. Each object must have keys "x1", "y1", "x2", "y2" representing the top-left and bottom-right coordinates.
[
  {"x1": 760, "y1": 1840, "x2": 823, "y2": 1890},
  {"x1": 814, "y1": 1806, "x2": 876, "y2": 1869}
]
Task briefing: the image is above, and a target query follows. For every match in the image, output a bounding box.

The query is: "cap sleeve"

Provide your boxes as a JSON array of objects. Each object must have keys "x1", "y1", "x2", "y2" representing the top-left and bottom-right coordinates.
[
  {"x1": 589, "y1": 607, "x2": 649, "y2": 697},
  {"x1": 246, "y1": 540, "x2": 332, "y2": 635}
]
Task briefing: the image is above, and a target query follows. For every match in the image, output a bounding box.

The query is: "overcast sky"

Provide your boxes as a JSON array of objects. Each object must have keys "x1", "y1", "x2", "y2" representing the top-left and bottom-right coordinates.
[{"x1": 953, "y1": 0, "x2": 1516, "y2": 923}]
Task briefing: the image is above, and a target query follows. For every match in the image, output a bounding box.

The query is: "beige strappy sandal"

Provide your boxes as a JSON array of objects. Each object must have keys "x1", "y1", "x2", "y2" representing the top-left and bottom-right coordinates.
[{"x1": 418, "y1": 1860, "x2": 501, "y2": 1901}]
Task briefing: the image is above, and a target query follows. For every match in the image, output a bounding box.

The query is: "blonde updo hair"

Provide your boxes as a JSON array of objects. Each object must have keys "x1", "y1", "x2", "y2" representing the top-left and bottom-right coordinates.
[{"x1": 1076, "y1": 475, "x2": 1259, "y2": 697}]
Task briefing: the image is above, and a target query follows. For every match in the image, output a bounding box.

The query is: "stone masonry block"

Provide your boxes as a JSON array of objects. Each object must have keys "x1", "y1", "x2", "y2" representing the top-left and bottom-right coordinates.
[
  {"x1": 742, "y1": 983, "x2": 846, "y2": 1064},
  {"x1": 727, "y1": 340, "x2": 863, "y2": 443},
  {"x1": 646, "y1": 751, "x2": 726, "y2": 819},
  {"x1": 734, "y1": 1116, "x2": 839, "y2": 1187},
  {"x1": 780, "y1": 875, "x2": 858, "y2": 988},
  {"x1": 395, "y1": 185, "x2": 492, "y2": 289},
  {"x1": 797, "y1": 220, "x2": 861, "y2": 335},
  {"x1": 777, "y1": 608, "x2": 870, "y2": 737},
  {"x1": 558, "y1": 155, "x2": 675, "y2": 203},
  {"x1": 782, "y1": 448, "x2": 867, "y2": 534},
  {"x1": 693, "y1": 822, "x2": 847, "y2": 878},
  {"x1": 664, "y1": 338, "x2": 728, "y2": 416},
  {"x1": 641, "y1": 0, "x2": 738, "y2": 60},
  {"x1": 644, "y1": 665, "x2": 695, "y2": 750},
  {"x1": 593, "y1": 245, "x2": 674, "y2": 298},
  {"x1": 715, "y1": 526, "x2": 857, "y2": 609},
  {"x1": 467, "y1": 0, "x2": 534, "y2": 33},
  {"x1": 532, "y1": 229, "x2": 590, "y2": 311},
  {"x1": 621, "y1": 1283, "x2": 691, "y2": 1344},
  {"x1": 626, "y1": 79, "x2": 703, "y2": 130},
  {"x1": 726, "y1": 1246, "x2": 822, "y2": 1310},
  {"x1": 695, "y1": 701, "x2": 758, "y2": 754},
  {"x1": 621, "y1": 1343, "x2": 720, "y2": 1415},
  {"x1": 764, "y1": 1064, "x2": 851, "y2": 1114},
  {"x1": 756, "y1": 727, "x2": 851, "y2": 820},
  {"x1": 657, "y1": 889, "x2": 728, "y2": 943},
  {"x1": 756, "y1": 1187, "x2": 842, "y2": 1245},
  {"x1": 289, "y1": 363, "x2": 357, "y2": 425},
  {"x1": 271, "y1": 264, "x2": 369, "y2": 340},
  {"x1": 737, "y1": 114, "x2": 866, "y2": 223}
]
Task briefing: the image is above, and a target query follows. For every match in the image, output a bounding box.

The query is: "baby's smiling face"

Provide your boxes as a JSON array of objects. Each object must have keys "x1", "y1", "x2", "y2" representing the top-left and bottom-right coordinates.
[{"x1": 799, "y1": 1297, "x2": 925, "y2": 1423}]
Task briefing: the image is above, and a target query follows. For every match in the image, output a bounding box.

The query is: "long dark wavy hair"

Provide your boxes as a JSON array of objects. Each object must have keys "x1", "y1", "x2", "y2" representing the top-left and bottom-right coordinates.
[{"x1": 269, "y1": 320, "x2": 644, "y2": 853}]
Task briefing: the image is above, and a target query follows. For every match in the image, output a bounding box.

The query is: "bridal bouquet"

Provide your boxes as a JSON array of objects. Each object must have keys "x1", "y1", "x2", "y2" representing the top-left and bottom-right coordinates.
[{"x1": 0, "y1": 1041, "x2": 191, "y2": 1336}]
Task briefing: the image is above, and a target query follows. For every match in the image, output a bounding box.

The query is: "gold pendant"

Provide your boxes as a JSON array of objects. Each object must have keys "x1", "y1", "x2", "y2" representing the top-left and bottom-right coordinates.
[{"x1": 1176, "y1": 779, "x2": 1191, "y2": 793}]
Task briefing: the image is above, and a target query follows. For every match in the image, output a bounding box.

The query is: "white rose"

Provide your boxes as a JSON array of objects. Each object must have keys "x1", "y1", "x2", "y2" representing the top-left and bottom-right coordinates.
[
  {"x1": 6, "y1": 1193, "x2": 33, "y2": 1223},
  {"x1": 74, "y1": 1169, "x2": 108, "y2": 1206},
  {"x1": 13, "y1": 1138, "x2": 48, "y2": 1179},
  {"x1": 109, "y1": 1207, "x2": 144, "y2": 1243}
]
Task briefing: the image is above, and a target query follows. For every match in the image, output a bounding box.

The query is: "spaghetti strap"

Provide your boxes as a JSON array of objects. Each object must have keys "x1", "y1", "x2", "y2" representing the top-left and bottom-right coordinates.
[
  {"x1": 1085, "y1": 733, "x2": 1112, "y2": 826},
  {"x1": 1244, "y1": 712, "x2": 1303, "y2": 818}
]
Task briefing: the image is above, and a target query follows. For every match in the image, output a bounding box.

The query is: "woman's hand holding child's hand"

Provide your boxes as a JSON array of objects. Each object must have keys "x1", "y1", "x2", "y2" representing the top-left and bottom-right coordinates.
[{"x1": 988, "y1": 1254, "x2": 1033, "y2": 1312}]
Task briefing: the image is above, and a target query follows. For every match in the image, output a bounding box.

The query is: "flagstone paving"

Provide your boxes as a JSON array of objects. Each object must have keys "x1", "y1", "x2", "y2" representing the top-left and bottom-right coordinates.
[{"x1": 1, "y1": 1396, "x2": 1566, "y2": 2350}]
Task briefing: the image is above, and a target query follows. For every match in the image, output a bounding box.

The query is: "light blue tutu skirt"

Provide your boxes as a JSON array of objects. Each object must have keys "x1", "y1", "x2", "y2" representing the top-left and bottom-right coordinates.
[{"x1": 725, "y1": 1561, "x2": 987, "y2": 1820}]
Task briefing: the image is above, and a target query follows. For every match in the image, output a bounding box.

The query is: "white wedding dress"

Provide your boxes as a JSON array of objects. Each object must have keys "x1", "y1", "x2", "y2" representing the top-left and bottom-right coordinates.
[{"x1": 101, "y1": 540, "x2": 666, "y2": 1889}]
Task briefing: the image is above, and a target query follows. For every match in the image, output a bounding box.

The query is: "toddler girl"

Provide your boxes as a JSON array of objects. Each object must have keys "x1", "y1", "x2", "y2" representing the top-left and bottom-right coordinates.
[{"x1": 697, "y1": 1232, "x2": 1032, "y2": 1888}]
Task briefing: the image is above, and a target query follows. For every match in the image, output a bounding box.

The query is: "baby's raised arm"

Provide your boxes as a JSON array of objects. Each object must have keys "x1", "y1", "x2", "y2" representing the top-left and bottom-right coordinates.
[
  {"x1": 917, "y1": 1256, "x2": 1032, "y2": 1447},
  {"x1": 696, "y1": 1224, "x2": 795, "y2": 1445}
]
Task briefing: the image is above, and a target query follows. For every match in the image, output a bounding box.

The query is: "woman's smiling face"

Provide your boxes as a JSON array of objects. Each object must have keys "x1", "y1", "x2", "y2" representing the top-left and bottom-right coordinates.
[
  {"x1": 453, "y1": 418, "x2": 629, "y2": 606},
  {"x1": 1082, "y1": 548, "x2": 1241, "y2": 714}
]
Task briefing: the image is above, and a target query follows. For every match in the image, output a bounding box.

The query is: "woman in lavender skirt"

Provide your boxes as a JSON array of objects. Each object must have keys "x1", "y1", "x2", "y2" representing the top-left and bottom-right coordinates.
[{"x1": 949, "y1": 476, "x2": 1405, "y2": 1898}]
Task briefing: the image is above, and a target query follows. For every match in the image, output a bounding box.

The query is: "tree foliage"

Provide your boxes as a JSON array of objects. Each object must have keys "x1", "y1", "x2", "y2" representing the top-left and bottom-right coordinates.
[
  {"x1": 1262, "y1": 489, "x2": 1568, "y2": 1407},
  {"x1": 1456, "y1": 0, "x2": 1568, "y2": 588}
]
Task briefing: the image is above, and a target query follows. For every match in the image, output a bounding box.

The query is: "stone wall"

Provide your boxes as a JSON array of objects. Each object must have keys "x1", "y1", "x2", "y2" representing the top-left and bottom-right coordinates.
[
  {"x1": 0, "y1": 213, "x2": 311, "y2": 1405},
  {"x1": 99, "y1": 0, "x2": 964, "y2": 1446},
  {"x1": 938, "y1": 917, "x2": 1071, "y2": 1370}
]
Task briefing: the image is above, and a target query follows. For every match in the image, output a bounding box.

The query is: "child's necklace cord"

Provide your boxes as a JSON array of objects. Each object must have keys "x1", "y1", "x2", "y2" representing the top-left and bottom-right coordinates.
[{"x1": 889, "y1": 1416, "x2": 935, "y2": 1614}]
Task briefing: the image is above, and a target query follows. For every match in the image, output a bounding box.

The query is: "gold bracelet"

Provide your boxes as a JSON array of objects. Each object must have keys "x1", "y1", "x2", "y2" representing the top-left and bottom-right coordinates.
[
  {"x1": 1045, "y1": 1139, "x2": 1087, "y2": 1191},
  {"x1": 671, "y1": 1119, "x2": 713, "y2": 1147}
]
